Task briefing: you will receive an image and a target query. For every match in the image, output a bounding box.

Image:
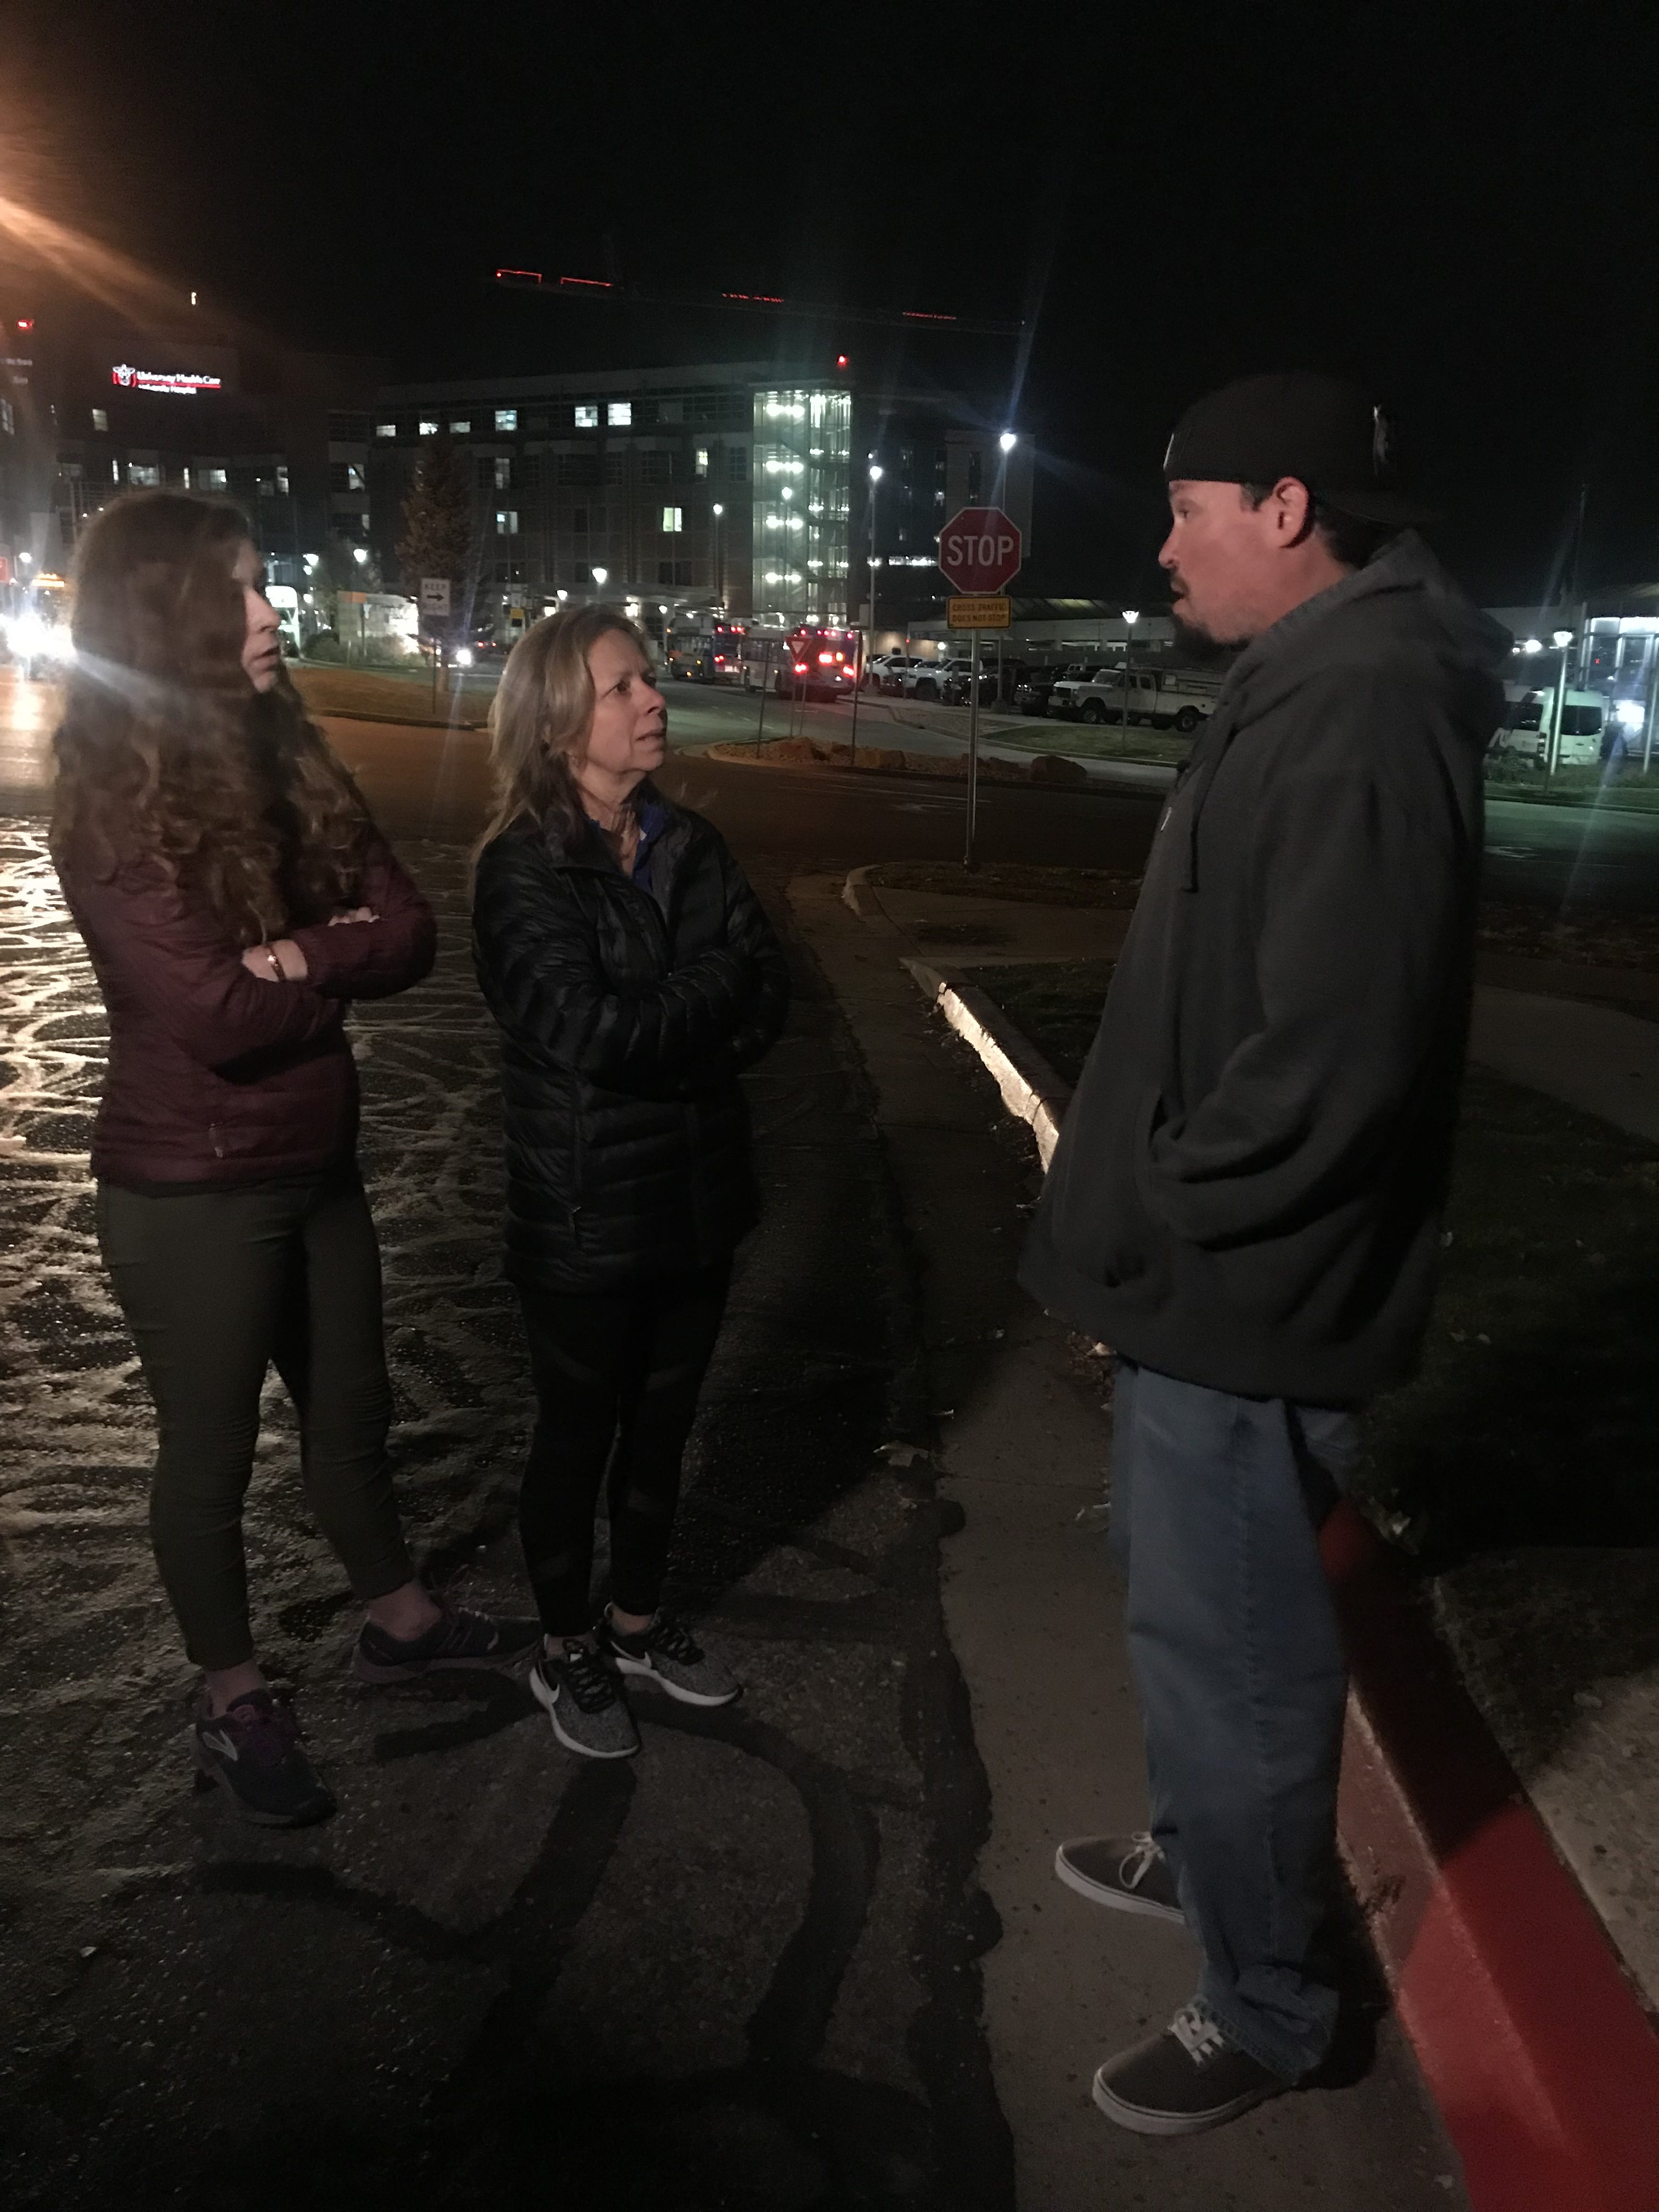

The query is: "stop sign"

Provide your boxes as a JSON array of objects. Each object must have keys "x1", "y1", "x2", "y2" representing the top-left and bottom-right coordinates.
[{"x1": 937, "y1": 505, "x2": 1023, "y2": 594}]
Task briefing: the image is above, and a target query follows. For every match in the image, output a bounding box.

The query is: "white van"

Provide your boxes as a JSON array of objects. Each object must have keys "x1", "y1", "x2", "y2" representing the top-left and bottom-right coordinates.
[{"x1": 1495, "y1": 686, "x2": 1605, "y2": 769}]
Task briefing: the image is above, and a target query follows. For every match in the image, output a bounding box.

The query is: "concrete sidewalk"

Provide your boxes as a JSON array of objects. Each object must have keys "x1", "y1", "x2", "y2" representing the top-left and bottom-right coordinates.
[
  {"x1": 831, "y1": 867, "x2": 1659, "y2": 2211},
  {"x1": 786, "y1": 873, "x2": 1466, "y2": 2212}
]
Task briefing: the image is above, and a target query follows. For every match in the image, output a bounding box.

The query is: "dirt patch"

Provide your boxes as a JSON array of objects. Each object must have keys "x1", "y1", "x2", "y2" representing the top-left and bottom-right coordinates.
[
  {"x1": 867, "y1": 862, "x2": 1142, "y2": 910},
  {"x1": 705, "y1": 738, "x2": 1080, "y2": 786},
  {"x1": 876, "y1": 861, "x2": 1659, "y2": 973}
]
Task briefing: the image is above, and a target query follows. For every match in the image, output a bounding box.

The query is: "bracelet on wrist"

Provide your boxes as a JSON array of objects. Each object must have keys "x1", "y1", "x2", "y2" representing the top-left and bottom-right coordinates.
[{"x1": 264, "y1": 945, "x2": 284, "y2": 981}]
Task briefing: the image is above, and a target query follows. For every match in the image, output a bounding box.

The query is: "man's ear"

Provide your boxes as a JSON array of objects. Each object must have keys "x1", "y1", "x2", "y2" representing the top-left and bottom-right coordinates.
[{"x1": 1272, "y1": 477, "x2": 1317, "y2": 548}]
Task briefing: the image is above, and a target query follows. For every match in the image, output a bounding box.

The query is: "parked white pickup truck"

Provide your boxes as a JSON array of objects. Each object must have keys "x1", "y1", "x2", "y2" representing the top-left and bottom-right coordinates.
[{"x1": 1066, "y1": 665, "x2": 1220, "y2": 734}]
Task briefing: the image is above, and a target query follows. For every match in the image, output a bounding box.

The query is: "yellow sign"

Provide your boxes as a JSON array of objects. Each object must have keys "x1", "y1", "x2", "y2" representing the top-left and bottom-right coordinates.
[{"x1": 947, "y1": 595, "x2": 1011, "y2": 630}]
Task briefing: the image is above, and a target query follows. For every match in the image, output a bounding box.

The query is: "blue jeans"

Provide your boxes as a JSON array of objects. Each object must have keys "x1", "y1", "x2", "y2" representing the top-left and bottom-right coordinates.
[{"x1": 1110, "y1": 1359, "x2": 1356, "y2": 2081}]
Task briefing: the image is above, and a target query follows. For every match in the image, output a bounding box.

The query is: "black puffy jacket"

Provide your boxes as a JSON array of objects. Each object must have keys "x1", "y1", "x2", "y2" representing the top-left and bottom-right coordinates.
[{"x1": 472, "y1": 793, "x2": 790, "y2": 1293}]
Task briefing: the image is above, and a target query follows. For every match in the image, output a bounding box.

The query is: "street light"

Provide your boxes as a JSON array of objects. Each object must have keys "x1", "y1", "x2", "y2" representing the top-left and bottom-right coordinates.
[
  {"x1": 1547, "y1": 626, "x2": 1576, "y2": 778},
  {"x1": 712, "y1": 502, "x2": 726, "y2": 607},
  {"x1": 1121, "y1": 610, "x2": 1140, "y2": 725},
  {"x1": 998, "y1": 431, "x2": 1017, "y2": 454},
  {"x1": 866, "y1": 465, "x2": 883, "y2": 654},
  {"x1": 352, "y1": 545, "x2": 369, "y2": 566},
  {"x1": 592, "y1": 566, "x2": 608, "y2": 587}
]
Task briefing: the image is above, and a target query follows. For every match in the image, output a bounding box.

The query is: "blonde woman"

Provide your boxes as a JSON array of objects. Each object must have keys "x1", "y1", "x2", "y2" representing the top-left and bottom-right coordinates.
[{"x1": 472, "y1": 605, "x2": 789, "y2": 1758}]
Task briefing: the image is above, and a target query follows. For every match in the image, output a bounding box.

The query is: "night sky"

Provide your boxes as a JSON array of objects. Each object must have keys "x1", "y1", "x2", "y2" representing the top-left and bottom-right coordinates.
[{"x1": 5, "y1": 0, "x2": 1658, "y2": 605}]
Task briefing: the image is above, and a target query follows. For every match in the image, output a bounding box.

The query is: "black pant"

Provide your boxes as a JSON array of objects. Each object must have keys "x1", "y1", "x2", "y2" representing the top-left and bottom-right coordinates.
[
  {"x1": 515, "y1": 1260, "x2": 731, "y2": 1637},
  {"x1": 97, "y1": 1172, "x2": 413, "y2": 1672}
]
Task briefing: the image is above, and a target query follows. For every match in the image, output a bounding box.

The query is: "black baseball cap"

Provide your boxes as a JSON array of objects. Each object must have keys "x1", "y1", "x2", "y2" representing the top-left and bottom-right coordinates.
[{"x1": 1163, "y1": 371, "x2": 1432, "y2": 526}]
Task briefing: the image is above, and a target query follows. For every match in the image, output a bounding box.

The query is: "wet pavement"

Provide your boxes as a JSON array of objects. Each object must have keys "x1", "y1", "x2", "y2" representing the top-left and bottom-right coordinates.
[{"x1": 0, "y1": 823, "x2": 1009, "y2": 2211}]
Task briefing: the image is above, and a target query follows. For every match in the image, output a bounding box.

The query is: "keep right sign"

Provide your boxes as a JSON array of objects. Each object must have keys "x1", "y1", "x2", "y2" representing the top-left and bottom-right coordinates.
[{"x1": 937, "y1": 506, "x2": 1023, "y2": 595}]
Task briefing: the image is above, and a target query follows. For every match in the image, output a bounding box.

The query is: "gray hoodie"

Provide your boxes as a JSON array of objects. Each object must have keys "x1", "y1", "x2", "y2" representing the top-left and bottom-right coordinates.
[{"x1": 1019, "y1": 533, "x2": 1509, "y2": 1403}]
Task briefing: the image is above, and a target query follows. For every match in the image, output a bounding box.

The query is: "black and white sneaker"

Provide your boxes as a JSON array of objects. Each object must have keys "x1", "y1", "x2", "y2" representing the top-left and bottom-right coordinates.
[
  {"x1": 1092, "y1": 2001, "x2": 1288, "y2": 2136},
  {"x1": 191, "y1": 1688, "x2": 336, "y2": 1827},
  {"x1": 529, "y1": 1640, "x2": 640, "y2": 1760},
  {"x1": 1054, "y1": 1831, "x2": 1185, "y2": 1923},
  {"x1": 598, "y1": 1608, "x2": 741, "y2": 1707}
]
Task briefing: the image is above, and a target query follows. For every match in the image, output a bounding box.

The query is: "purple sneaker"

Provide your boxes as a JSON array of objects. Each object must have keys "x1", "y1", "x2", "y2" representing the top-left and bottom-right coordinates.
[
  {"x1": 350, "y1": 1592, "x2": 538, "y2": 1685},
  {"x1": 191, "y1": 1687, "x2": 335, "y2": 1827}
]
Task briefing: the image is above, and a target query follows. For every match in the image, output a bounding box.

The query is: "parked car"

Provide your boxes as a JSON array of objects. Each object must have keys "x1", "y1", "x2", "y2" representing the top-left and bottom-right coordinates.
[
  {"x1": 1071, "y1": 664, "x2": 1220, "y2": 733},
  {"x1": 865, "y1": 652, "x2": 909, "y2": 690},
  {"x1": 1047, "y1": 663, "x2": 1110, "y2": 720},
  {"x1": 899, "y1": 658, "x2": 954, "y2": 701},
  {"x1": 1493, "y1": 686, "x2": 1605, "y2": 769},
  {"x1": 1013, "y1": 664, "x2": 1073, "y2": 716}
]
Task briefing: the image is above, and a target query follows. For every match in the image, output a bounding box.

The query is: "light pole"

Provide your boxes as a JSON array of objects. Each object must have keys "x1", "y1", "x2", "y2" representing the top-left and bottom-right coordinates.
[
  {"x1": 866, "y1": 464, "x2": 883, "y2": 664},
  {"x1": 1121, "y1": 608, "x2": 1139, "y2": 728},
  {"x1": 1547, "y1": 624, "x2": 1574, "y2": 778}
]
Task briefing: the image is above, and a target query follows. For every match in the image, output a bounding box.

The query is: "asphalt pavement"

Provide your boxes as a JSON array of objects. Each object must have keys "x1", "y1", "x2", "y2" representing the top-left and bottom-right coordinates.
[
  {"x1": 0, "y1": 830, "x2": 1009, "y2": 2211},
  {"x1": 4, "y1": 668, "x2": 1659, "y2": 909}
]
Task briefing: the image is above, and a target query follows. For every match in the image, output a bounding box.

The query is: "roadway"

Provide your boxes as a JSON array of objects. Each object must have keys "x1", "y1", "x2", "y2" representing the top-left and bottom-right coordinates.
[{"x1": 4, "y1": 668, "x2": 1657, "y2": 909}]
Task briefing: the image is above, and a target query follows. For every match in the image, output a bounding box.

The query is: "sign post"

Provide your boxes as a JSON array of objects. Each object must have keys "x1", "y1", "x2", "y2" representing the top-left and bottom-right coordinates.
[
  {"x1": 420, "y1": 578, "x2": 451, "y2": 714},
  {"x1": 938, "y1": 509, "x2": 1023, "y2": 870}
]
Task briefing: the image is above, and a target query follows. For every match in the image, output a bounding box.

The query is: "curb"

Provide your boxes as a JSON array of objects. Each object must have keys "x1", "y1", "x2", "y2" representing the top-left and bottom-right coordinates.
[
  {"x1": 701, "y1": 742, "x2": 1176, "y2": 797},
  {"x1": 855, "y1": 873, "x2": 1659, "y2": 2212}
]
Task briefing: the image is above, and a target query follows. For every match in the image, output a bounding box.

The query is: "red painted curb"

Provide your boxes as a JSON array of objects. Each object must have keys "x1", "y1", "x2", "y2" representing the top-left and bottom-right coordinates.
[{"x1": 1323, "y1": 1502, "x2": 1659, "y2": 2212}]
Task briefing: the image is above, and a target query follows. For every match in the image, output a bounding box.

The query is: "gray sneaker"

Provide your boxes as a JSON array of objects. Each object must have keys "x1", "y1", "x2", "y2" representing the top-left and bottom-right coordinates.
[
  {"x1": 529, "y1": 1641, "x2": 640, "y2": 1760},
  {"x1": 599, "y1": 1609, "x2": 741, "y2": 1707},
  {"x1": 1055, "y1": 1831, "x2": 1185, "y2": 1923},
  {"x1": 1093, "y1": 2001, "x2": 1286, "y2": 2135}
]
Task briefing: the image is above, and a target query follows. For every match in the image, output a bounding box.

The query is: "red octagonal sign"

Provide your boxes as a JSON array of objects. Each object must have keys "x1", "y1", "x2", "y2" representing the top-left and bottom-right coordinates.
[{"x1": 937, "y1": 505, "x2": 1023, "y2": 595}]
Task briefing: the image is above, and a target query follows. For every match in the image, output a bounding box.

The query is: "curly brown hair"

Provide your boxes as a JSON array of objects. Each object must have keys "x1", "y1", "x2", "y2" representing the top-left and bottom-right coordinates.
[{"x1": 50, "y1": 491, "x2": 368, "y2": 946}]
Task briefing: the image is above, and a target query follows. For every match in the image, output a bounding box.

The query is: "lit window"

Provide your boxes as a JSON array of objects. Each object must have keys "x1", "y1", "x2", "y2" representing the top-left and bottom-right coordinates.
[
  {"x1": 495, "y1": 408, "x2": 518, "y2": 431},
  {"x1": 204, "y1": 466, "x2": 228, "y2": 489},
  {"x1": 662, "y1": 506, "x2": 683, "y2": 533},
  {"x1": 276, "y1": 466, "x2": 290, "y2": 495},
  {"x1": 608, "y1": 400, "x2": 632, "y2": 427},
  {"x1": 180, "y1": 465, "x2": 191, "y2": 488},
  {"x1": 494, "y1": 456, "x2": 511, "y2": 490},
  {"x1": 451, "y1": 419, "x2": 471, "y2": 435},
  {"x1": 127, "y1": 462, "x2": 161, "y2": 487},
  {"x1": 345, "y1": 465, "x2": 364, "y2": 491},
  {"x1": 496, "y1": 509, "x2": 520, "y2": 535},
  {"x1": 110, "y1": 457, "x2": 120, "y2": 483},
  {"x1": 376, "y1": 421, "x2": 396, "y2": 438},
  {"x1": 91, "y1": 407, "x2": 109, "y2": 433},
  {"x1": 419, "y1": 418, "x2": 439, "y2": 436},
  {"x1": 695, "y1": 447, "x2": 709, "y2": 478},
  {"x1": 574, "y1": 404, "x2": 599, "y2": 428}
]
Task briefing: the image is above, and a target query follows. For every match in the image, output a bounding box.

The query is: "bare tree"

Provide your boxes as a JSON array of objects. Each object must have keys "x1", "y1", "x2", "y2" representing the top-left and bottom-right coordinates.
[{"x1": 395, "y1": 432, "x2": 476, "y2": 647}]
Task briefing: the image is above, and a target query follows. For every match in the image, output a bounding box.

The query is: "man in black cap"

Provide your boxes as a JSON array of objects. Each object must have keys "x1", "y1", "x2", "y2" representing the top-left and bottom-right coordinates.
[{"x1": 1020, "y1": 373, "x2": 1507, "y2": 2135}]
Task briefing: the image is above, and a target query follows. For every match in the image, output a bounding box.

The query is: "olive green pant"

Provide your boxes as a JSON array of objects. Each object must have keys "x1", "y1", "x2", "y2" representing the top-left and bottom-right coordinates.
[{"x1": 97, "y1": 1172, "x2": 413, "y2": 1670}]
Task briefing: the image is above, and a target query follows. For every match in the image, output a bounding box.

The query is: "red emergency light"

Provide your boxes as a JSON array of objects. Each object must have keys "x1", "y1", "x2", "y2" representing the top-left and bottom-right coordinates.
[
  {"x1": 495, "y1": 268, "x2": 543, "y2": 283},
  {"x1": 15, "y1": 318, "x2": 33, "y2": 331},
  {"x1": 793, "y1": 661, "x2": 808, "y2": 674},
  {"x1": 817, "y1": 650, "x2": 836, "y2": 664}
]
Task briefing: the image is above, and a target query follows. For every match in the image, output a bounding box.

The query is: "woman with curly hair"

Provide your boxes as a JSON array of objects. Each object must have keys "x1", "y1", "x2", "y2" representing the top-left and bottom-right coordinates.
[
  {"x1": 472, "y1": 605, "x2": 789, "y2": 1758},
  {"x1": 52, "y1": 491, "x2": 527, "y2": 1826}
]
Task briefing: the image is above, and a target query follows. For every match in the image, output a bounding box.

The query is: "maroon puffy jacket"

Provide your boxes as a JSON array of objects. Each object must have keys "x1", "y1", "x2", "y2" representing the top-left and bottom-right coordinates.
[{"x1": 58, "y1": 831, "x2": 436, "y2": 1186}]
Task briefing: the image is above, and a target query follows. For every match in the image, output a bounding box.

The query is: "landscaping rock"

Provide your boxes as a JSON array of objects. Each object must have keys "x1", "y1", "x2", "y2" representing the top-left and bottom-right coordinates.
[{"x1": 1027, "y1": 753, "x2": 1088, "y2": 786}]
